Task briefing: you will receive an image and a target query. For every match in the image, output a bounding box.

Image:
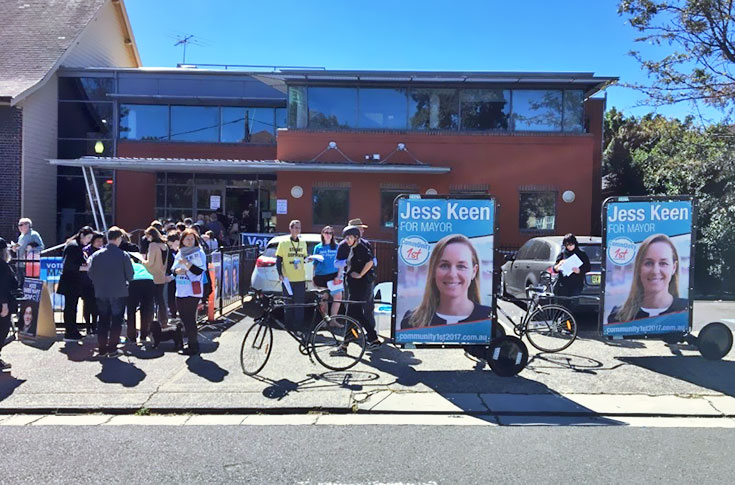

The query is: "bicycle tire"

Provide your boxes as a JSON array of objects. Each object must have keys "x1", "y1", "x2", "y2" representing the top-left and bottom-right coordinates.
[
  {"x1": 524, "y1": 304, "x2": 577, "y2": 353},
  {"x1": 311, "y1": 315, "x2": 366, "y2": 371},
  {"x1": 240, "y1": 321, "x2": 273, "y2": 376}
]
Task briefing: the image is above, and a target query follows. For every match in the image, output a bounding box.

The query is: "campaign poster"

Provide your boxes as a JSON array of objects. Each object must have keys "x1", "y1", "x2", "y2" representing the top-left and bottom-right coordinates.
[
  {"x1": 600, "y1": 196, "x2": 694, "y2": 337},
  {"x1": 392, "y1": 195, "x2": 496, "y2": 345},
  {"x1": 18, "y1": 279, "x2": 43, "y2": 337},
  {"x1": 240, "y1": 233, "x2": 273, "y2": 249},
  {"x1": 39, "y1": 257, "x2": 63, "y2": 282},
  {"x1": 222, "y1": 253, "x2": 233, "y2": 299},
  {"x1": 232, "y1": 253, "x2": 241, "y2": 297},
  {"x1": 210, "y1": 252, "x2": 222, "y2": 299}
]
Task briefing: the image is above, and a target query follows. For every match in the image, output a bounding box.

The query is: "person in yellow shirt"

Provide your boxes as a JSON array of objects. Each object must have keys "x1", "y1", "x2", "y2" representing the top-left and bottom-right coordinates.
[{"x1": 275, "y1": 220, "x2": 308, "y2": 331}]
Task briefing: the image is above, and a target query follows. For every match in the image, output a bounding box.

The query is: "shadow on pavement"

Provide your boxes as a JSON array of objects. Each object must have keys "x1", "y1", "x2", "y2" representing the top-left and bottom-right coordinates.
[
  {"x1": 95, "y1": 358, "x2": 146, "y2": 387},
  {"x1": 58, "y1": 339, "x2": 97, "y2": 362},
  {"x1": 525, "y1": 352, "x2": 625, "y2": 376},
  {"x1": 185, "y1": 355, "x2": 229, "y2": 383},
  {"x1": 0, "y1": 373, "x2": 26, "y2": 403},
  {"x1": 258, "y1": 371, "x2": 382, "y2": 401},
  {"x1": 618, "y1": 356, "x2": 735, "y2": 396}
]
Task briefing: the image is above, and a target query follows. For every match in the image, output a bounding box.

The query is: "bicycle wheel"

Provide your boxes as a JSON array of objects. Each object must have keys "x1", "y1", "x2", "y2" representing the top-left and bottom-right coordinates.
[
  {"x1": 311, "y1": 315, "x2": 366, "y2": 371},
  {"x1": 240, "y1": 321, "x2": 273, "y2": 375},
  {"x1": 524, "y1": 304, "x2": 577, "y2": 353}
]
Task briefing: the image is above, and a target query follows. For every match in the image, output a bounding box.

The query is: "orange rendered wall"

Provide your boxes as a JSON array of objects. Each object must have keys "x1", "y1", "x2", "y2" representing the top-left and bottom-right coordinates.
[{"x1": 276, "y1": 130, "x2": 596, "y2": 248}]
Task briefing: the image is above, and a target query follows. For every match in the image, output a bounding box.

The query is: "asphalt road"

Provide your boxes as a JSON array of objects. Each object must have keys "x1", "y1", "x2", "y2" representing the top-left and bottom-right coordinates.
[{"x1": 1, "y1": 425, "x2": 734, "y2": 484}]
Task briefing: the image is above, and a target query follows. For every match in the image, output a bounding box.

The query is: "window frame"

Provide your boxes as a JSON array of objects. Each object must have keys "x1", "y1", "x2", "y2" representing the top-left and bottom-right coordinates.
[{"x1": 518, "y1": 190, "x2": 557, "y2": 233}]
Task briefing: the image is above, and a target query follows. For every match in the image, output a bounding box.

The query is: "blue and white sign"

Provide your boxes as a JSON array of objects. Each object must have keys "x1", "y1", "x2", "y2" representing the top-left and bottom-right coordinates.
[
  {"x1": 601, "y1": 197, "x2": 694, "y2": 337},
  {"x1": 393, "y1": 196, "x2": 496, "y2": 345},
  {"x1": 240, "y1": 232, "x2": 274, "y2": 249},
  {"x1": 39, "y1": 257, "x2": 63, "y2": 282}
]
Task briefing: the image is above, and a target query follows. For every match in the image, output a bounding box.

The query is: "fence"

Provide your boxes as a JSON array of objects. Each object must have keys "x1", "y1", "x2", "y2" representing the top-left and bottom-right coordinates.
[{"x1": 204, "y1": 245, "x2": 259, "y2": 322}]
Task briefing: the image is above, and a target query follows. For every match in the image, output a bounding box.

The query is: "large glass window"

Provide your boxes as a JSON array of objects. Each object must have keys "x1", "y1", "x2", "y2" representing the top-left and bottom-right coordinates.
[
  {"x1": 288, "y1": 86, "x2": 308, "y2": 129},
  {"x1": 308, "y1": 87, "x2": 357, "y2": 129},
  {"x1": 460, "y1": 89, "x2": 510, "y2": 131},
  {"x1": 170, "y1": 106, "x2": 219, "y2": 142},
  {"x1": 409, "y1": 89, "x2": 459, "y2": 130},
  {"x1": 519, "y1": 191, "x2": 556, "y2": 231},
  {"x1": 512, "y1": 90, "x2": 562, "y2": 132},
  {"x1": 221, "y1": 107, "x2": 276, "y2": 143},
  {"x1": 563, "y1": 90, "x2": 585, "y2": 133},
  {"x1": 358, "y1": 88, "x2": 408, "y2": 129},
  {"x1": 119, "y1": 104, "x2": 169, "y2": 140},
  {"x1": 59, "y1": 77, "x2": 114, "y2": 101},
  {"x1": 313, "y1": 187, "x2": 349, "y2": 226},
  {"x1": 58, "y1": 102, "x2": 112, "y2": 139}
]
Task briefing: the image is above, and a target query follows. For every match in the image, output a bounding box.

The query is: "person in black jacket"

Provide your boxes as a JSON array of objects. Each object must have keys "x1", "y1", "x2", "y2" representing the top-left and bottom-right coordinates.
[
  {"x1": 0, "y1": 237, "x2": 20, "y2": 370},
  {"x1": 57, "y1": 226, "x2": 95, "y2": 341},
  {"x1": 553, "y1": 234, "x2": 591, "y2": 298},
  {"x1": 341, "y1": 226, "x2": 381, "y2": 350}
]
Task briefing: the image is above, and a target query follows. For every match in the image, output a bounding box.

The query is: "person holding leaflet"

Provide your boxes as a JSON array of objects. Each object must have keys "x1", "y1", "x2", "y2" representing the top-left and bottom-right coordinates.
[{"x1": 275, "y1": 220, "x2": 308, "y2": 332}]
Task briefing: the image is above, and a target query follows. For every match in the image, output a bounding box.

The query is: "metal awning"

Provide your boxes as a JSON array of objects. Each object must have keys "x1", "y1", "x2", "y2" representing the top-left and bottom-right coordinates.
[{"x1": 49, "y1": 156, "x2": 451, "y2": 174}]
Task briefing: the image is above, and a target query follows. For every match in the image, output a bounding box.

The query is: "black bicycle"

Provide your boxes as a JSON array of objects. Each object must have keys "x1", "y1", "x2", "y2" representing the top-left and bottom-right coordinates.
[
  {"x1": 497, "y1": 284, "x2": 579, "y2": 353},
  {"x1": 239, "y1": 288, "x2": 367, "y2": 375}
]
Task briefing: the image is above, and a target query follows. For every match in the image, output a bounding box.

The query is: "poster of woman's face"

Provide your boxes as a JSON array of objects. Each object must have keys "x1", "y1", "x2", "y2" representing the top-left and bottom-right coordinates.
[
  {"x1": 19, "y1": 301, "x2": 38, "y2": 336},
  {"x1": 602, "y1": 198, "x2": 693, "y2": 337},
  {"x1": 393, "y1": 197, "x2": 496, "y2": 344}
]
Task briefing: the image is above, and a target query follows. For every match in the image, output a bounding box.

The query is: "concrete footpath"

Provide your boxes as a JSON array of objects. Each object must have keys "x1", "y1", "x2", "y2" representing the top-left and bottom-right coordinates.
[{"x1": 0, "y1": 300, "x2": 734, "y2": 419}]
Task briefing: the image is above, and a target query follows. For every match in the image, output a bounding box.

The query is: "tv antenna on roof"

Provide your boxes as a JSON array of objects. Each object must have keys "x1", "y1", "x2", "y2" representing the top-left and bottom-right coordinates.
[{"x1": 172, "y1": 34, "x2": 213, "y2": 65}]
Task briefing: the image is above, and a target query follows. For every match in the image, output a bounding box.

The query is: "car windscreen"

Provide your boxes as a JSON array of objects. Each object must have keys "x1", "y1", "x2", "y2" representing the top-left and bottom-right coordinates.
[{"x1": 579, "y1": 244, "x2": 602, "y2": 263}]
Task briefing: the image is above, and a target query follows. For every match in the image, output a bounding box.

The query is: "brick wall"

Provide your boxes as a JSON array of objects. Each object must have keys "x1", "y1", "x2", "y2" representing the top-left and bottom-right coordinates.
[{"x1": 0, "y1": 106, "x2": 22, "y2": 241}]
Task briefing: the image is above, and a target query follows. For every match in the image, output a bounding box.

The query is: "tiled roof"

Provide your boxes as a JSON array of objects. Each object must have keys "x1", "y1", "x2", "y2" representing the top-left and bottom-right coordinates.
[{"x1": 0, "y1": 0, "x2": 107, "y2": 99}]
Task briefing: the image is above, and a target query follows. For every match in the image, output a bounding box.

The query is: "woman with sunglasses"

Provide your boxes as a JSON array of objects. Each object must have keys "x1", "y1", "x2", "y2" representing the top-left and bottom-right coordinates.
[{"x1": 311, "y1": 226, "x2": 343, "y2": 317}]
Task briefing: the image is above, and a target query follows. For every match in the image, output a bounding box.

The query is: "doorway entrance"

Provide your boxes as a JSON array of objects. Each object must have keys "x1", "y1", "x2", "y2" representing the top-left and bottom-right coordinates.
[{"x1": 226, "y1": 187, "x2": 258, "y2": 232}]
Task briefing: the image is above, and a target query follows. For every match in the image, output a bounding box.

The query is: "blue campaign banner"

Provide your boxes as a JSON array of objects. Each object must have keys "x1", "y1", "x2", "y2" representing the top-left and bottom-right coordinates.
[
  {"x1": 393, "y1": 196, "x2": 496, "y2": 345},
  {"x1": 39, "y1": 257, "x2": 63, "y2": 282},
  {"x1": 601, "y1": 197, "x2": 694, "y2": 337},
  {"x1": 240, "y1": 233, "x2": 275, "y2": 249}
]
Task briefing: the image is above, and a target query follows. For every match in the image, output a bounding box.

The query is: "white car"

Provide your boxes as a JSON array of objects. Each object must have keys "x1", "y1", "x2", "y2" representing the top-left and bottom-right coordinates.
[{"x1": 250, "y1": 234, "x2": 323, "y2": 293}]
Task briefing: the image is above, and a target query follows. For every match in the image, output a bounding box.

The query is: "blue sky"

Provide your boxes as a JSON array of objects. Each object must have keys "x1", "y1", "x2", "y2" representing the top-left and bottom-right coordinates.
[{"x1": 124, "y1": 0, "x2": 722, "y2": 122}]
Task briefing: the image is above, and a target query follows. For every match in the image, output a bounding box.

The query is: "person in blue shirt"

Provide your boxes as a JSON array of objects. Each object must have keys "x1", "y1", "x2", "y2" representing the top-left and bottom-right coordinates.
[{"x1": 311, "y1": 226, "x2": 343, "y2": 317}]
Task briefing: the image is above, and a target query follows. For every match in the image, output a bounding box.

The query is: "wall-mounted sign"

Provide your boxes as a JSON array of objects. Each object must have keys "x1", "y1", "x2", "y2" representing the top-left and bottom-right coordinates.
[
  {"x1": 209, "y1": 195, "x2": 221, "y2": 210},
  {"x1": 276, "y1": 199, "x2": 287, "y2": 214}
]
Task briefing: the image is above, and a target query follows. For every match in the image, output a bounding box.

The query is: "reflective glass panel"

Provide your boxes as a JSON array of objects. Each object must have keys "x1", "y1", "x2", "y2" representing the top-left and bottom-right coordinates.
[
  {"x1": 358, "y1": 88, "x2": 408, "y2": 129},
  {"x1": 170, "y1": 106, "x2": 219, "y2": 142},
  {"x1": 58, "y1": 102, "x2": 113, "y2": 138},
  {"x1": 512, "y1": 90, "x2": 562, "y2": 132},
  {"x1": 308, "y1": 87, "x2": 357, "y2": 129},
  {"x1": 276, "y1": 107, "x2": 287, "y2": 129},
  {"x1": 168, "y1": 185, "x2": 194, "y2": 209},
  {"x1": 288, "y1": 86, "x2": 308, "y2": 129},
  {"x1": 563, "y1": 90, "x2": 585, "y2": 133},
  {"x1": 519, "y1": 192, "x2": 556, "y2": 230},
  {"x1": 409, "y1": 89, "x2": 459, "y2": 130},
  {"x1": 460, "y1": 89, "x2": 510, "y2": 131},
  {"x1": 222, "y1": 107, "x2": 276, "y2": 143},
  {"x1": 313, "y1": 188, "x2": 349, "y2": 225},
  {"x1": 119, "y1": 104, "x2": 169, "y2": 140},
  {"x1": 59, "y1": 77, "x2": 114, "y2": 101}
]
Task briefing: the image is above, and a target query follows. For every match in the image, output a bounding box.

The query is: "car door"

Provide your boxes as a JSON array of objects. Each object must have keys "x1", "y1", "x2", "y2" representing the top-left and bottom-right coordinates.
[
  {"x1": 530, "y1": 241, "x2": 552, "y2": 284},
  {"x1": 509, "y1": 240, "x2": 534, "y2": 296}
]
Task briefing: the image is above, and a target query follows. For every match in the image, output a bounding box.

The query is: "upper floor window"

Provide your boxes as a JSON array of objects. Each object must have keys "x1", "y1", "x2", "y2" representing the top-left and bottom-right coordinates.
[
  {"x1": 221, "y1": 107, "x2": 277, "y2": 143},
  {"x1": 288, "y1": 86, "x2": 586, "y2": 134},
  {"x1": 409, "y1": 88, "x2": 459, "y2": 130},
  {"x1": 119, "y1": 104, "x2": 169, "y2": 141},
  {"x1": 358, "y1": 88, "x2": 408, "y2": 129},
  {"x1": 308, "y1": 87, "x2": 357, "y2": 129},
  {"x1": 512, "y1": 90, "x2": 562, "y2": 132},
  {"x1": 171, "y1": 106, "x2": 219, "y2": 142},
  {"x1": 460, "y1": 89, "x2": 510, "y2": 131},
  {"x1": 59, "y1": 77, "x2": 114, "y2": 101}
]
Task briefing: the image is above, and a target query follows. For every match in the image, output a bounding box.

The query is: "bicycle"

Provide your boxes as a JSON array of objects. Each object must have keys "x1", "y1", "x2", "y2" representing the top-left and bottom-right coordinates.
[
  {"x1": 496, "y1": 285, "x2": 578, "y2": 353},
  {"x1": 239, "y1": 288, "x2": 367, "y2": 376}
]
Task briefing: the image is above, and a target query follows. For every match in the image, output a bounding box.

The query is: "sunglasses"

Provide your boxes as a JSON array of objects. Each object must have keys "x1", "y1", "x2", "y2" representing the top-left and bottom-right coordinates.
[{"x1": 323, "y1": 231, "x2": 334, "y2": 235}]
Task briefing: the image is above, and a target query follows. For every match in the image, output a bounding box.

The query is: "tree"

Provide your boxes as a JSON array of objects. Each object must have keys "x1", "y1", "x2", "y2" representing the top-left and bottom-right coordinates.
[
  {"x1": 603, "y1": 109, "x2": 735, "y2": 295},
  {"x1": 619, "y1": 0, "x2": 735, "y2": 117}
]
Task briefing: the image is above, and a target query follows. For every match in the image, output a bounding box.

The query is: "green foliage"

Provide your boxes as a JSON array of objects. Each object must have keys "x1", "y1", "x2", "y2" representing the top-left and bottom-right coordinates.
[
  {"x1": 619, "y1": 0, "x2": 735, "y2": 117},
  {"x1": 603, "y1": 109, "x2": 735, "y2": 295}
]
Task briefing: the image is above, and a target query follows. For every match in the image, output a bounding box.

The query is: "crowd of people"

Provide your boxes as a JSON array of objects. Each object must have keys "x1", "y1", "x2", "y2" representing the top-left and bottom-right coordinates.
[{"x1": 0, "y1": 215, "x2": 228, "y2": 370}]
